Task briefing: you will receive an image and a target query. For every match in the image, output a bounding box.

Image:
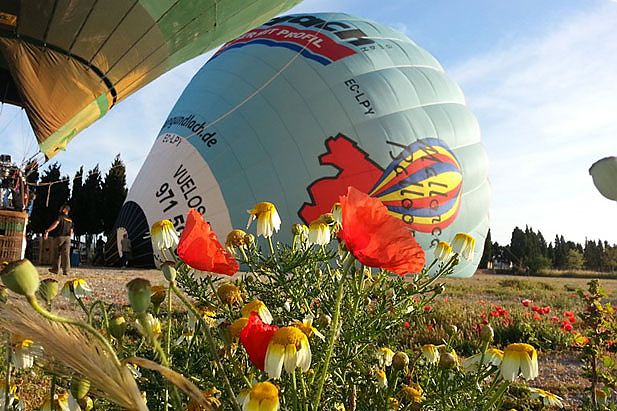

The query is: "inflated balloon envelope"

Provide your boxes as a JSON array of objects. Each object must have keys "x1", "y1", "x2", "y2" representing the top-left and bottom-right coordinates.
[
  {"x1": 589, "y1": 157, "x2": 617, "y2": 201},
  {"x1": 117, "y1": 13, "x2": 490, "y2": 277}
]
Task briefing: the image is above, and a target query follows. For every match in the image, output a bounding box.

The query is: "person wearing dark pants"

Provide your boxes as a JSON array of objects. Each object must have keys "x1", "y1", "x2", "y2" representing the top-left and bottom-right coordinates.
[{"x1": 44, "y1": 204, "x2": 73, "y2": 275}]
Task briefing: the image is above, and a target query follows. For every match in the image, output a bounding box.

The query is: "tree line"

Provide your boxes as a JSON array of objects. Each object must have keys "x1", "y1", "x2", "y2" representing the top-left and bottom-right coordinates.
[
  {"x1": 479, "y1": 226, "x2": 617, "y2": 273},
  {"x1": 27, "y1": 155, "x2": 127, "y2": 245}
]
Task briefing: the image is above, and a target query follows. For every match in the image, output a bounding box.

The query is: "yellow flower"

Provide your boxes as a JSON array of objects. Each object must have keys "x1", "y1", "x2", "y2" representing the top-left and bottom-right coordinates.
[
  {"x1": 434, "y1": 241, "x2": 452, "y2": 262},
  {"x1": 242, "y1": 300, "x2": 273, "y2": 324},
  {"x1": 387, "y1": 397, "x2": 399, "y2": 410},
  {"x1": 461, "y1": 348, "x2": 503, "y2": 373},
  {"x1": 400, "y1": 383, "x2": 424, "y2": 403},
  {"x1": 39, "y1": 392, "x2": 71, "y2": 411},
  {"x1": 292, "y1": 315, "x2": 325, "y2": 341},
  {"x1": 265, "y1": 327, "x2": 311, "y2": 379},
  {"x1": 451, "y1": 233, "x2": 475, "y2": 261},
  {"x1": 308, "y1": 217, "x2": 331, "y2": 246},
  {"x1": 217, "y1": 283, "x2": 243, "y2": 305},
  {"x1": 377, "y1": 347, "x2": 395, "y2": 367},
  {"x1": 229, "y1": 317, "x2": 249, "y2": 341},
  {"x1": 175, "y1": 328, "x2": 195, "y2": 345},
  {"x1": 239, "y1": 382, "x2": 280, "y2": 411},
  {"x1": 0, "y1": 381, "x2": 17, "y2": 408},
  {"x1": 331, "y1": 202, "x2": 342, "y2": 227},
  {"x1": 529, "y1": 388, "x2": 564, "y2": 408},
  {"x1": 136, "y1": 313, "x2": 162, "y2": 338},
  {"x1": 421, "y1": 344, "x2": 440, "y2": 365},
  {"x1": 373, "y1": 369, "x2": 387, "y2": 389},
  {"x1": 247, "y1": 202, "x2": 281, "y2": 238},
  {"x1": 226, "y1": 229, "x2": 248, "y2": 250},
  {"x1": 501, "y1": 343, "x2": 538, "y2": 381},
  {"x1": 187, "y1": 388, "x2": 222, "y2": 410},
  {"x1": 150, "y1": 220, "x2": 179, "y2": 251},
  {"x1": 11, "y1": 336, "x2": 35, "y2": 370},
  {"x1": 61, "y1": 278, "x2": 93, "y2": 299}
]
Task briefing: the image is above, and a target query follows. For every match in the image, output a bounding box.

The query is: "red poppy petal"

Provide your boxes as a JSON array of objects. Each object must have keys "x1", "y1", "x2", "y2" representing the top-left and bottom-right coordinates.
[
  {"x1": 239, "y1": 312, "x2": 278, "y2": 370},
  {"x1": 339, "y1": 187, "x2": 425, "y2": 275},
  {"x1": 178, "y1": 209, "x2": 239, "y2": 275}
]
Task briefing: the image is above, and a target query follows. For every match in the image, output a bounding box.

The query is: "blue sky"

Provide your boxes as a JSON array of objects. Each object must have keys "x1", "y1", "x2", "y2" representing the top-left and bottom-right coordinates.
[{"x1": 1, "y1": 0, "x2": 616, "y2": 245}]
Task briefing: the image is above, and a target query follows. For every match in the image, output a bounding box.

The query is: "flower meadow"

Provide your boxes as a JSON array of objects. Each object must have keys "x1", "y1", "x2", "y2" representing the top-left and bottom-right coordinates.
[{"x1": 0, "y1": 187, "x2": 615, "y2": 410}]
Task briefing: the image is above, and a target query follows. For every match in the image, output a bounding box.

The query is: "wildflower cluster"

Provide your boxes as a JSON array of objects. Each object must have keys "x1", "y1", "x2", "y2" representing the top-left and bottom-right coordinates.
[{"x1": 0, "y1": 187, "x2": 560, "y2": 410}]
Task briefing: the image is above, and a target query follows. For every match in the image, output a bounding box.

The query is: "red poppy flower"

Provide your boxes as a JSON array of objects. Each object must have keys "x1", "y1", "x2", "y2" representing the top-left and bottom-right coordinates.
[
  {"x1": 561, "y1": 320, "x2": 573, "y2": 332},
  {"x1": 239, "y1": 312, "x2": 279, "y2": 370},
  {"x1": 404, "y1": 321, "x2": 410, "y2": 329},
  {"x1": 531, "y1": 305, "x2": 541, "y2": 313},
  {"x1": 521, "y1": 299, "x2": 532, "y2": 307},
  {"x1": 338, "y1": 187, "x2": 425, "y2": 275},
  {"x1": 177, "y1": 209, "x2": 239, "y2": 275},
  {"x1": 542, "y1": 306, "x2": 551, "y2": 314},
  {"x1": 533, "y1": 313, "x2": 542, "y2": 321},
  {"x1": 424, "y1": 305, "x2": 432, "y2": 312}
]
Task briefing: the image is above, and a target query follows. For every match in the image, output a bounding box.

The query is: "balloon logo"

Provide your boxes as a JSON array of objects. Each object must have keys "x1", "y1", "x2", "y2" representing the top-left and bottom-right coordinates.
[{"x1": 299, "y1": 135, "x2": 462, "y2": 239}]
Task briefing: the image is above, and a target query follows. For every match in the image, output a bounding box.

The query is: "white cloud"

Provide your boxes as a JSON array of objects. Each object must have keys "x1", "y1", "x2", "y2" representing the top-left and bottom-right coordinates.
[{"x1": 451, "y1": 3, "x2": 617, "y2": 245}]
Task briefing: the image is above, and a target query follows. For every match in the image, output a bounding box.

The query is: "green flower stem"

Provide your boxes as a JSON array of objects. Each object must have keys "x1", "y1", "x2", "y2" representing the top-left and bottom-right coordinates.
[
  {"x1": 170, "y1": 282, "x2": 242, "y2": 411},
  {"x1": 4, "y1": 335, "x2": 11, "y2": 411},
  {"x1": 291, "y1": 370, "x2": 299, "y2": 411},
  {"x1": 481, "y1": 380, "x2": 509, "y2": 411},
  {"x1": 298, "y1": 371, "x2": 309, "y2": 411},
  {"x1": 74, "y1": 296, "x2": 90, "y2": 318},
  {"x1": 312, "y1": 258, "x2": 354, "y2": 409},
  {"x1": 474, "y1": 339, "x2": 490, "y2": 401},
  {"x1": 165, "y1": 286, "x2": 173, "y2": 411},
  {"x1": 26, "y1": 295, "x2": 123, "y2": 370},
  {"x1": 135, "y1": 312, "x2": 183, "y2": 410},
  {"x1": 87, "y1": 300, "x2": 109, "y2": 328}
]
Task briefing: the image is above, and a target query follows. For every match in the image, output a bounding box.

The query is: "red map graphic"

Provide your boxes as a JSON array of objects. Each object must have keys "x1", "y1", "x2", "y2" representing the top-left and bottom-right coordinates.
[{"x1": 299, "y1": 133, "x2": 383, "y2": 224}]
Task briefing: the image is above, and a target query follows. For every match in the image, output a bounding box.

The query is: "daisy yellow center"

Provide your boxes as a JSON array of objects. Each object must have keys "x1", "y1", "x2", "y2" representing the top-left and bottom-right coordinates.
[
  {"x1": 226, "y1": 229, "x2": 247, "y2": 247},
  {"x1": 17, "y1": 339, "x2": 33, "y2": 348},
  {"x1": 218, "y1": 284, "x2": 241, "y2": 303},
  {"x1": 242, "y1": 300, "x2": 266, "y2": 317},
  {"x1": 272, "y1": 327, "x2": 306, "y2": 347},
  {"x1": 293, "y1": 321, "x2": 315, "y2": 337},
  {"x1": 229, "y1": 317, "x2": 248, "y2": 340},
  {"x1": 151, "y1": 220, "x2": 174, "y2": 235},
  {"x1": 505, "y1": 343, "x2": 535, "y2": 355},
  {"x1": 250, "y1": 382, "x2": 278, "y2": 401},
  {"x1": 401, "y1": 384, "x2": 422, "y2": 401},
  {"x1": 251, "y1": 202, "x2": 275, "y2": 217}
]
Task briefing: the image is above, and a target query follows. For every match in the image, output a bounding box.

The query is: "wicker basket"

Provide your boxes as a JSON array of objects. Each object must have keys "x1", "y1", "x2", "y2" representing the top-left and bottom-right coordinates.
[
  {"x1": 0, "y1": 210, "x2": 27, "y2": 237},
  {"x1": 0, "y1": 235, "x2": 25, "y2": 262}
]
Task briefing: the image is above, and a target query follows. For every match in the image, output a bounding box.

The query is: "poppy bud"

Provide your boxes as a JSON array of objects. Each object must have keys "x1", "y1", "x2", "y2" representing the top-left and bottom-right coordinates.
[
  {"x1": 108, "y1": 315, "x2": 127, "y2": 340},
  {"x1": 161, "y1": 262, "x2": 177, "y2": 282},
  {"x1": 79, "y1": 396, "x2": 94, "y2": 411},
  {"x1": 480, "y1": 324, "x2": 494, "y2": 343},
  {"x1": 71, "y1": 377, "x2": 90, "y2": 400},
  {"x1": 392, "y1": 352, "x2": 409, "y2": 370},
  {"x1": 438, "y1": 352, "x2": 458, "y2": 369},
  {"x1": 1, "y1": 259, "x2": 40, "y2": 297},
  {"x1": 0, "y1": 285, "x2": 8, "y2": 303},
  {"x1": 126, "y1": 278, "x2": 152, "y2": 313},
  {"x1": 38, "y1": 278, "x2": 59, "y2": 305}
]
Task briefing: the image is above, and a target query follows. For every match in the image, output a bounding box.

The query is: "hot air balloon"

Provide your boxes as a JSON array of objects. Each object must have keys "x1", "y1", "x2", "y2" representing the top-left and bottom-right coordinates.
[
  {"x1": 0, "y1": 0, "x2": 300, "y2": 159},
  {"x1": 590, "y1": 157, "x2": 617, "y2": 201},
  {"x1": 117, "y1": 12, "x2": 490, "y2": 277}
]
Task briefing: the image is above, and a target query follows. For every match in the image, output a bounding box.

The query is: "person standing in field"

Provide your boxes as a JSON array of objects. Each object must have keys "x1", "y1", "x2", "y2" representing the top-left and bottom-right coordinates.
[
  {"x1": 44, "y1": 204, "x2": 73, "y2": 275},
  {"x1": 120, "y1": 233, "x2": 132, "y2": 267}
]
